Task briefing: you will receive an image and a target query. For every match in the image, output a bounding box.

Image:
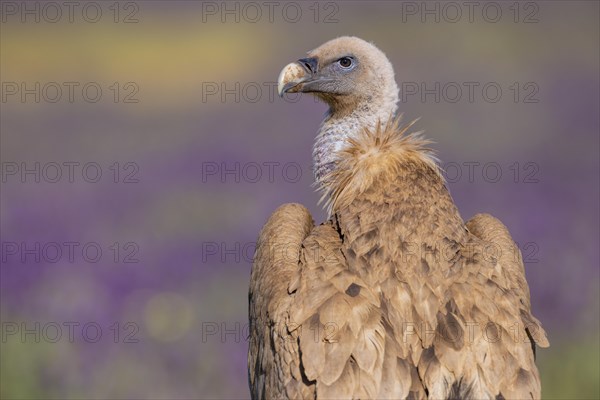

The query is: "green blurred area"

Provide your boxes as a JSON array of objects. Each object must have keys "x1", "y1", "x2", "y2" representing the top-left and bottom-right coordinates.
[{"x1": 540, "y1": 335, "x2": 600, "y2": 400}]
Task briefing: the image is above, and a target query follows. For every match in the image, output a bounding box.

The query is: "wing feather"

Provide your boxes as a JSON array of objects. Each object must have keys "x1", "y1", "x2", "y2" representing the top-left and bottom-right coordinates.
[
  {"x1": 466, "y1": 213, "x2": 549, "y2": 349},
  {"x1": 248, "y1": 203, "x2": 314, "y2": 399},
  {"x1": 434, "y1": 213, "x2": 550, "y2": 399}
]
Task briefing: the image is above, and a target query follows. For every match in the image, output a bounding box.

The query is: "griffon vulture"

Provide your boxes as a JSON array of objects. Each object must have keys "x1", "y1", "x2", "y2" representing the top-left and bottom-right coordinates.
[{"x1": 248, "y1": 36, "x2": 548, "y2": 400}]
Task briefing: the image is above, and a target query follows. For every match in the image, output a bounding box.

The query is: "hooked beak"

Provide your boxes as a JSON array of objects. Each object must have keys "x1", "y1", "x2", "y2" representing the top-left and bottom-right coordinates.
[{"x1": 277, "y1": 57, "x2": 319, "y2": 97}]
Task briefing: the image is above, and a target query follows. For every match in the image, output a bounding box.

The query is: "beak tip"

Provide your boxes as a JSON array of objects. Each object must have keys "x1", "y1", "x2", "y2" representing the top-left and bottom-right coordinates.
[{"x1": 277, "y1": 82, "x2": 286, "y2": 97}]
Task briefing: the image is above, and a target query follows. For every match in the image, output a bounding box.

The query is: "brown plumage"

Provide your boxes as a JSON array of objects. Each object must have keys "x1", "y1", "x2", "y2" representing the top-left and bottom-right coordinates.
[{"x1": 249, "y1": 37, "x2": 548, "y2": 399}]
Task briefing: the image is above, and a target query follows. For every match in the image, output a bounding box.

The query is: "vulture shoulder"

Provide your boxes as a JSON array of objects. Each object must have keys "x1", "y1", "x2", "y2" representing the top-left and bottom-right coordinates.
[{"x1": 465, "y1": 213, "x2": 541, "y2": 319}]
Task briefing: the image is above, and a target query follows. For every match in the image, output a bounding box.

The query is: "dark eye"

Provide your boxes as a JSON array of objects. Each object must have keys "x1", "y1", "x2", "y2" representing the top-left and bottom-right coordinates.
[{"x1": 338, "y1": 57, "x2": 353, "y2": 68}]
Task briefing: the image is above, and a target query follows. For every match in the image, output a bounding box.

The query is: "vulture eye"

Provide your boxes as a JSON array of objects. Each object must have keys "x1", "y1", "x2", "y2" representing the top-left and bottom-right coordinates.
[{"x1": 338, "y1": 57, "x2": 353, "y2": 68}]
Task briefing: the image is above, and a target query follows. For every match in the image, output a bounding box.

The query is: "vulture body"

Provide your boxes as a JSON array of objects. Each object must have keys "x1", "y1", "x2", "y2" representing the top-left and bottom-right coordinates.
[{"x1": 248, "y1": 37, "x2": 548, "y2": 400}]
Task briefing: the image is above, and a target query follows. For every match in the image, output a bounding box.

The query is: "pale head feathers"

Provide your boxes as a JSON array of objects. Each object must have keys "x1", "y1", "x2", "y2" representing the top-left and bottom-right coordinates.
[
  {"x1": 306, "y1": 36, "x2": 398, "y2": 116},
  {"x1": 318, "y1": 116, "x2": 443, "y2": 215}
]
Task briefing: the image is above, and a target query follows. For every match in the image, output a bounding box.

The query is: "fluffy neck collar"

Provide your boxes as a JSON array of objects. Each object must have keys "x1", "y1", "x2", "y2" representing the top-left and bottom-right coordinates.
[
  {"x1": 312, "y1": 84, "x2": 399, "y2": 184},
  {"x1": 316, "y1": 117, "x2": 443, "y2": 216}
]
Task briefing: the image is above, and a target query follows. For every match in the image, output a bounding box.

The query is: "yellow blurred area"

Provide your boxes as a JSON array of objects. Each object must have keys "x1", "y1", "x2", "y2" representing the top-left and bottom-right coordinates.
[
  {"x1": 1, "y1": 21, "x2": 272, "y2": 104},
  {"x1": 144, "y1": 292, "x2": 194, "y2": 342}
]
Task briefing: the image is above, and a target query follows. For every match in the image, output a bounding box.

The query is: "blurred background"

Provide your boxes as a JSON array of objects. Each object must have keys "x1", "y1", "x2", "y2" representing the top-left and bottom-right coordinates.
[{"x1": 1, "y1": 1, "x2": 598, "y2": 398}]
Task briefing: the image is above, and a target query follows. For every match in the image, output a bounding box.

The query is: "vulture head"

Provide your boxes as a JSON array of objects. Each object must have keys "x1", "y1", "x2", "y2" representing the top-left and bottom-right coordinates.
[
  {"x1": 278, "y1": 36, "x2": 398, "y2": 117},
  {"x1": 277, "y1": 36, "x2": 400, "y2": 183}
]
